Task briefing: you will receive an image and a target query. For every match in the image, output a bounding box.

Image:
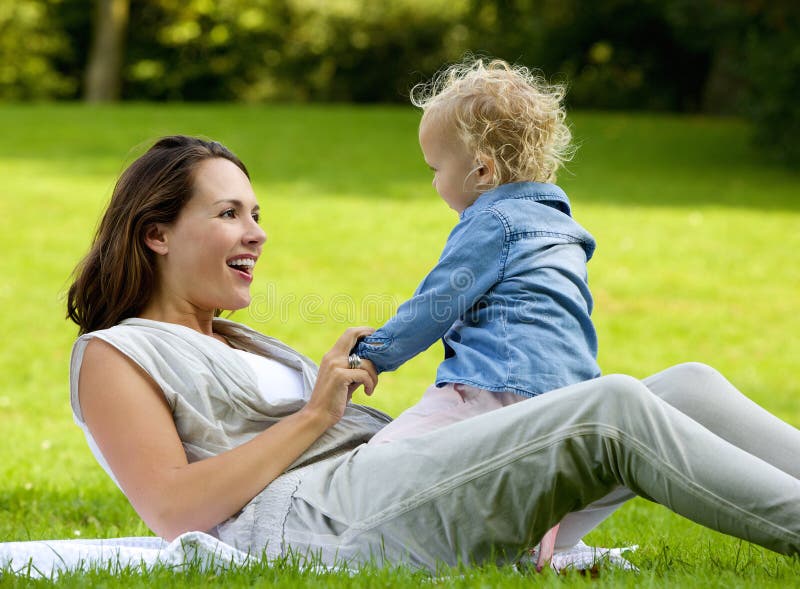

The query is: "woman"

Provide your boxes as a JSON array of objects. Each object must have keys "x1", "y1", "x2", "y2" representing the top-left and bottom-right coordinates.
[{"x1": 67, "y1": 136, "x2": 800, "y2": 571}]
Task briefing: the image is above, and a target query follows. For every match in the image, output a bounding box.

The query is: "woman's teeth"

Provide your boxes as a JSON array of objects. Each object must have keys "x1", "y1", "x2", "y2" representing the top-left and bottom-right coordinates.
[{"x1": 227, "y1": 259, "x2": 254, "y2": 273}]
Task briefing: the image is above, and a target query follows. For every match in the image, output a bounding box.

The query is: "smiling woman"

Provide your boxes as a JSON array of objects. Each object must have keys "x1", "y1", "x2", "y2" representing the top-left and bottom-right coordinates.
[
  {"x1": 139, "y1": 158, "x2": 266, "y2": 324},
  {"x1": 66, "y1": 136, "x2": 259, "y2": 335},
  {"x1": 66, "y1": 136, "x2": 383, "y2": 541}
]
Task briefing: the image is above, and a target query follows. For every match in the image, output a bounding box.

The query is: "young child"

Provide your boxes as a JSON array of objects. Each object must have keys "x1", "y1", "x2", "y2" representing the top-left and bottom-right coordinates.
[
  {"x1": 353, "y1": 57, "x2": 600, "y2": 569},
  {"x1": 354, "y1": 58, "x2": 600, "y2": 449}
]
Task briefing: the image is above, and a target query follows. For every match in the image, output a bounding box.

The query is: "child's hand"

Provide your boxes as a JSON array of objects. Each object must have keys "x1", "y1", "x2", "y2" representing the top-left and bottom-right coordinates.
[{"x1": 355, "y1": 358, "x2": 379, "y2": 396}]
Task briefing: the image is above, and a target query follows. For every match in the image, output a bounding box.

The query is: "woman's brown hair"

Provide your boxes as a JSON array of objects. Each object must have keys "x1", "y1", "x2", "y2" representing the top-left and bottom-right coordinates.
[{"x1": 67, "y1": 135, "x2": 249, "y2": 335}]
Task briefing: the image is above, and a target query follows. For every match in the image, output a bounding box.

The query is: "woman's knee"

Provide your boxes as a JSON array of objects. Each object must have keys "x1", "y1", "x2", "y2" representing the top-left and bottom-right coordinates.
[
  {"x1": 595, "y1": 373, "x2": 654, "y2": 408},
  {"x1": 665, "y1": 362, "x2": 722, "y2": 383},
  {"x1": 572, "y1": 374, "x2": 660, "y2": 429},
  {"x1": 643, "y1": 362, "x2": 734, "y2": 411},
  {"x1": 649, "y1": 362, "x2": 725, "y2": 395}
]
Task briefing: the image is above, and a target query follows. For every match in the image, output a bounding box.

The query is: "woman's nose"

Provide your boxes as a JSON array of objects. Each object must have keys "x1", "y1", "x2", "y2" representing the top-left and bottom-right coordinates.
[{"x1": 245, "y1": 219, "x2": 267, "y2": 245}]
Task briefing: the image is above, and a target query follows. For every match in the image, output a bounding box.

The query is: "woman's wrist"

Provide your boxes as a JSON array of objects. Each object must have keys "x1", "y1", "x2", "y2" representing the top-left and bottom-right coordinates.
[{"x1": 297, "y1": 402, "x2": 337, "y2": 432}]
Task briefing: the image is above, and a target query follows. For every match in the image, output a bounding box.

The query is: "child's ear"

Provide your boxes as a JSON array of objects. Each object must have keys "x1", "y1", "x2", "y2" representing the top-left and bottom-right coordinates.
[
  {"x1": 143, "y1": 223, "x2": 169, "y2": 255},
  {"x1": 476, "y1": 155, "x2": 495, "y2": 183}
]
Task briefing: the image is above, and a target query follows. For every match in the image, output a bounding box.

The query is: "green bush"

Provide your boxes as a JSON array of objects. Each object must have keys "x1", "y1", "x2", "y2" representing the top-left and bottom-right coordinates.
[
  {"x1": 0, "y1": 0, "x2": 76, "y2": 99},
  {"x1": 122, "y1": 0, "x2": 468, "y2": 102},
  {"x1": 744, "y1": 8, "x2": 800, "y2": 164}
]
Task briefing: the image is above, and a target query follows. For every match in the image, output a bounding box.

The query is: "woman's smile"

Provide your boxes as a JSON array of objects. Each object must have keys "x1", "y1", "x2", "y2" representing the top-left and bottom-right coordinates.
[{"x1": 226, "y1": 254, "x2": 257, "y2": 283}]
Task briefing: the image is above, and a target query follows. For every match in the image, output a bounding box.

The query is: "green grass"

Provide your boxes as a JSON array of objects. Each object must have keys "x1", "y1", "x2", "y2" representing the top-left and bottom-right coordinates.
[{"x1": 0, "y1": 103, "x2": 799, "y2": 586}]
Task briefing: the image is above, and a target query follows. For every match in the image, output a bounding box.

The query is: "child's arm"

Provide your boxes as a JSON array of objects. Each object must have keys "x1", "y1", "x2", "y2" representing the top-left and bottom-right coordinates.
[{"x1": 355, "y1": 211, "x2": 505, "y2": 373}]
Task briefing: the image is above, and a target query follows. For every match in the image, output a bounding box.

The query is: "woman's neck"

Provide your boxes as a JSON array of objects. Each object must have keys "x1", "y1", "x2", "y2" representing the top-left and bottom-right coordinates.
[{"x1": 138, "y1": 300, "x2": 216, "y2": 337}]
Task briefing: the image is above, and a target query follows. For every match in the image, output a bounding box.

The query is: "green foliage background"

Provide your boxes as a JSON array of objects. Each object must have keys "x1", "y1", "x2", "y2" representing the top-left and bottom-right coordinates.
[{"x1": 1, "y1": 0, "x2": 799, "y2": 162}]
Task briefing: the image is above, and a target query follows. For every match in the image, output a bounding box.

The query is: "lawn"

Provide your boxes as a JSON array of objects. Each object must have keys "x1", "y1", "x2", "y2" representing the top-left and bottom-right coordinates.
[{"x1": 0, "y1": 103, "x2": 798, "y2": 586}]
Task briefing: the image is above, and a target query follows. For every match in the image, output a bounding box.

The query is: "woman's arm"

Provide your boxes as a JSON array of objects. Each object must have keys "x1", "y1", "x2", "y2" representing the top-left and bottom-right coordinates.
[{"x1": 79, "y1": 327, "x2": 375, "y2": 540}]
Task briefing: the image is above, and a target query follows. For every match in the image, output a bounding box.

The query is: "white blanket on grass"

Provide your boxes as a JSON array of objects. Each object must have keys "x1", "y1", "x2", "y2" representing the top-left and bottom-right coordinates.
[{"x1": 0, "y1": 532, "x2": 636, "y2": 579}]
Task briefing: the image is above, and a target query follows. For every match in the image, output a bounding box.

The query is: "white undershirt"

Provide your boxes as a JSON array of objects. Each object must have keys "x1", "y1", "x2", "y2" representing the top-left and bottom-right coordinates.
[{"x1": 233, "y1": 349, "x2": 305, "y2": 404}]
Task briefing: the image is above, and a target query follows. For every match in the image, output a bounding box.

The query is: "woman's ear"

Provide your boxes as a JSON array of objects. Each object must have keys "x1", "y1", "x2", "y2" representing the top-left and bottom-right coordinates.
[{"x1": 143, "y1": 223, "x2": 169, "y2": 255}]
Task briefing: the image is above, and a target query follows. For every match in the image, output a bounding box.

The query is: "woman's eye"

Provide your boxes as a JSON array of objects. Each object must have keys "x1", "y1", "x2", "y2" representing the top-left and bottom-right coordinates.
[
  {"x1": 221, "y1": 209, "x2": 236, "y2": 218},
  {"x1": 252, "y1": 213, "x2": 261, "y2": 223}
]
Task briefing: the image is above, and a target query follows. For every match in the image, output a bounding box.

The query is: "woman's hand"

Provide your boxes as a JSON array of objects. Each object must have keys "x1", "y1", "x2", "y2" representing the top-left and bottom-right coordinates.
[{"x1": 303, "y1": 327, "x2": 378, "y2": 427}]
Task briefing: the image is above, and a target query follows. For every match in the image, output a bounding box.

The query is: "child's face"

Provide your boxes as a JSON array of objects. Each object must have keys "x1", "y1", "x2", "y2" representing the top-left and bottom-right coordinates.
[{"x1": 419, "y1": 113, "x2": 481, "y2": 213}]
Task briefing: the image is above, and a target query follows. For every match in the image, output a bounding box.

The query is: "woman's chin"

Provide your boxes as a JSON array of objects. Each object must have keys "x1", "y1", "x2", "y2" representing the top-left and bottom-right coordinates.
[
  {"x1": 208, "y1": 294, "x2": 252, "y2": 315},
  {"x1": 228, "y1": 293, "x2": 253, "y2": 311}
]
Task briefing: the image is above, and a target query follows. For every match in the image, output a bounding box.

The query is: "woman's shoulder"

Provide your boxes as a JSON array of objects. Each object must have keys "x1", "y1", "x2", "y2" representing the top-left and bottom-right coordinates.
[
  {"x1": 69, "y1": 324, "x2": 168, "y2": 425},
  {"x1": 73, "y1": 318, "x2": 168, "y2": 346},
  {"x1": 70, "y1": 320, "x2": 171, "y2": 378},
  {"x1": 69, "y1": 319, "x2": 205, "y2": 390},
  {"x1": 75, "y1": 317, "x2": 231, "y2": 350},
  {"x1": 71, "y1": 320, "x2": 166, "y2": 369},
  {"x1": 76, "y1": 336, "x2": 156, "y2": 393}
]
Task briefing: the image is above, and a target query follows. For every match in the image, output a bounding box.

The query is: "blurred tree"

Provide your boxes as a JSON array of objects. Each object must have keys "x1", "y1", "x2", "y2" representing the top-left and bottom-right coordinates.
[
  {"x1": 462, "y1": 0, "x2": 799, "y2": 162},
  {"x1": 273, "y1": 0, "x2": 468, "y2": 102},
  {"x1": 660, "y1": 0, "x2": 748, "y2": 114},
  {"x1": 0, "y1": 0, "x2": 76, "y2": 99},
  {"x1": 84, "y1": 0, "x2": 130, "y2": 102},
  {"x1": 741, "y1": 0, "x2": 800, "y2": 163},
  {"x1": 464, "y1": 0, "x2": 714, "y2": 111},
  {"x1": 120, "y1": 0, "x2": 467, "y2": 102},
  {"x1": 121, "y1": 0, "x2": 291, "y2": 101},
  {"x1": 52, "y1": 1, "x2": 95, "y2": 99},
  {"x1": 661, "y1": 0, "x2": 800, "y2": 162}
]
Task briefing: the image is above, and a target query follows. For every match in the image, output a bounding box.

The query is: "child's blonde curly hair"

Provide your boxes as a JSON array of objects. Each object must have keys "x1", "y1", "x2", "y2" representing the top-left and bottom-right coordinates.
[{"x1": 411, "y1": 58, "x2": 573, "y2": 186}]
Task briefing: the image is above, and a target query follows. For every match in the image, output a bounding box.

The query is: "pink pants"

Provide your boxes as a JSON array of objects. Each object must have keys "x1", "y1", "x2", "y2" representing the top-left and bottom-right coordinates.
[
  {"x1": 369, "y1": 383, "x2": 524, "y2": 445},
  {"x1": 369, "y1": 383, "x2": 559, "y2": 570}
]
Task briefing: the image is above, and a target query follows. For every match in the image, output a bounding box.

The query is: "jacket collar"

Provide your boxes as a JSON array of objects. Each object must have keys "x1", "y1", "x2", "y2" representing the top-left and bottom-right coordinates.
[{"x1": 460, "y1": 181, "x2": 571, "y2": 220}]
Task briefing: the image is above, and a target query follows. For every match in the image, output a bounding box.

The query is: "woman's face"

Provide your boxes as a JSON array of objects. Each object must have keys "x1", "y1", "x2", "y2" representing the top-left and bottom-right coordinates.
[{"x1": 155, "y1": 157, "x2": 267, "y2": 313}]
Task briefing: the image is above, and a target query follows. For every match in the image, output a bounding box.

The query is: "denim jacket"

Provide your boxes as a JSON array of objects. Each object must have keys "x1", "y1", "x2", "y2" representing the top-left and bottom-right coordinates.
[{"x1": 355, "y1": 181, "x2": 601, "y2": 397}]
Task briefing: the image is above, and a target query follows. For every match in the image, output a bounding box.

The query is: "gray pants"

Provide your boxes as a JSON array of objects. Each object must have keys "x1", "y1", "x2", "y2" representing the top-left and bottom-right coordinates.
[{"x1": 280, "y1": 363, "x2": 800, "y2": 570}]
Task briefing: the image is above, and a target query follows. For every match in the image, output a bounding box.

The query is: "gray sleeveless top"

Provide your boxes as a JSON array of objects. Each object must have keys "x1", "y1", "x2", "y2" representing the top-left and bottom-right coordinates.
[{"x1": 69, "y1": 317, "x2": 391, "y2": 555}]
